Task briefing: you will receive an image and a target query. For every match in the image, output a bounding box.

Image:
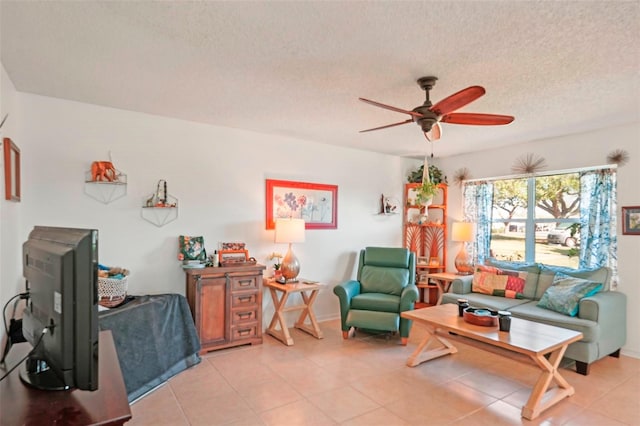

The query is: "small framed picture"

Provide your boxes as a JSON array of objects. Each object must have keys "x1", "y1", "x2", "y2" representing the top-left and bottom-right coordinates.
[
  {"x1": 417, "y1": 256, "x2": 429, "y2": 265},
  {"x1": 429, "y1": 257, "x2": 440, "y2": 266},
  {"x1": 622, "y1": 206, "x2": 640, "y2": 235}
]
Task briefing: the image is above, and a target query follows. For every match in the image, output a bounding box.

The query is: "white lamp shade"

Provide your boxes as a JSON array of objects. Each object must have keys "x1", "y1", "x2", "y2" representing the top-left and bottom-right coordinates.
[
  {"x1": 452, "y1": 222, "x2": 475, "y2": 242},
  {"x1": 275, "y1": 218, "x2": 306, "y2": 243}
]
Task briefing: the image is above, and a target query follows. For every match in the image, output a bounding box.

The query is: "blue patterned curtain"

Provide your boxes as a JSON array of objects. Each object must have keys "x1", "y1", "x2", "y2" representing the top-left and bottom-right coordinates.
[
  {"x1": 579, "y1": 169, "x2": 618, "y2": 287},
  {"x1": 462, "y1": 181, "x2": 494, "y2": 265}
]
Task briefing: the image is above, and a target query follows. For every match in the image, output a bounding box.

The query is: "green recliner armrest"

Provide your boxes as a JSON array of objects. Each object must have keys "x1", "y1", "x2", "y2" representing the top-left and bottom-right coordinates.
[
  {"x1": 333, "y1": 280, "x2": 361, "y2": 331},
  {"x1": 450, "y1": 275, "x2": 474, "y2": 294},
  {"x1": 398, "y1": 284, "x2": 419, "y2": 338},
  {"x1": 399, "y1": 284, "x2": 419, "y2": 311}
]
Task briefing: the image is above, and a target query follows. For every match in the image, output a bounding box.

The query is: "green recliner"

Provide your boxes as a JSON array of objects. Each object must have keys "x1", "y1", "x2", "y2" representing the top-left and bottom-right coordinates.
[{"x1": 333, "y1": 247, "x2": 419, "y2": 345}]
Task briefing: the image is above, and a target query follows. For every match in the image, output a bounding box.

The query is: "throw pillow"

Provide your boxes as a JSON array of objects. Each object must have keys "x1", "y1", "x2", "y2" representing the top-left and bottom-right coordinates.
[
  {"x1": 537, "y1": 272, "x2": 603, "y2": 316},
  {"x1": 472, "y1": 265, "x2": 527, "y2": 298}
]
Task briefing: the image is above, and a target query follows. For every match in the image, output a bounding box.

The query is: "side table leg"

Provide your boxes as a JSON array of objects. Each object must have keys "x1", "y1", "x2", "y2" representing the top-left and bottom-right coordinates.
[
  {"x1": 266, "y1": 288, "x2": 294, "y2": 346},
  {"x1": 294, "y1": 290, "x2": 324, "y2": 339}
]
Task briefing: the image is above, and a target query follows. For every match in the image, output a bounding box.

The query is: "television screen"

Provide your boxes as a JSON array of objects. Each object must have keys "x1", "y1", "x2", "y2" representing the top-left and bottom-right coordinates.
[{"x1": 21, "y1": 226, "x2": 99, "y2": 391}]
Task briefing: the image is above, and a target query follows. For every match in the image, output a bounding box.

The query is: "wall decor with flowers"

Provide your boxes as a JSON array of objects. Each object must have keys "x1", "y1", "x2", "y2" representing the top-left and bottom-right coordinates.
[{"x1": 265, "y1": 179, "x2": 338, "y2": 230}]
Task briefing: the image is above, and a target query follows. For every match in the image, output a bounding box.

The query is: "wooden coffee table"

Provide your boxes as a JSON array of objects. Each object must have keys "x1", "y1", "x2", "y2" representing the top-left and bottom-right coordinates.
[{"x1": 401, "y1": 304, "x2": 583, "y2": 420}]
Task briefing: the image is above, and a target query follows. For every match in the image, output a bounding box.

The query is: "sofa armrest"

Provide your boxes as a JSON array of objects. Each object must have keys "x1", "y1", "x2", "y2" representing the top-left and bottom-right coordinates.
[
  {"x1": 579, "y1": 291, "x2": 626, "y2": 322},
  {"x1": 450, "y1": 275, "x2": 474, "y2": 294},
  {"x1": 400, "y1": 284, "x2": 419, "y2": 311}
]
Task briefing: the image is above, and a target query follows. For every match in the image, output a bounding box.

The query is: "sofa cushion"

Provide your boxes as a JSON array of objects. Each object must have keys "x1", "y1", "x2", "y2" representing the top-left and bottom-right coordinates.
[
  {"x1": 360, "y1": 266, "x2": 409, "y2": 296},
  {"x1": 485, "y1": 259, "x2": 541, "y2": 299},
  {"x1": 537, "y1": 273, "x2": 603, "y2": 316},
  {"x1": 351, "y1": 293, "x2": 400, "y2": 313},
  {"x1": 536, "y1": 264, "x2": 611, "y2": 300},
  {"x1": 509, "y1": 301, "x2": 599, "y2": 342}
]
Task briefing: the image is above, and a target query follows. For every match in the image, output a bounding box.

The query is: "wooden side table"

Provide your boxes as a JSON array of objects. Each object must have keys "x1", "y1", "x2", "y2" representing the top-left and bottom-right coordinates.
[
  {"x1": 426, "y1": 272, "x2": 459, "y2": 305},
  {"x1": 264, "y1": 279, "x2": 324, "y2": 346}
]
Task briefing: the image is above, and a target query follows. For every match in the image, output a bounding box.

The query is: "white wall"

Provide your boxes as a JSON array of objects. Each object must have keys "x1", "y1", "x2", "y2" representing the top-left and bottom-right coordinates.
[
  {"x1": 3, "y1": 88, "x2": 416, "y2": 336},
  {"x1": 434, "y1": 123, "x2": 640, "y2": 358},
  {"x1": 1, "y1": 64, "x2": 24, "y2": 345}
]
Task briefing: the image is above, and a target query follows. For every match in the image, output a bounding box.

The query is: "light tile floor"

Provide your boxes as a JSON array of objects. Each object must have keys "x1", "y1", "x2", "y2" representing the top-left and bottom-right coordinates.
[{"x1": 128, "y1": 319, "x2": 640, "y2": 425}]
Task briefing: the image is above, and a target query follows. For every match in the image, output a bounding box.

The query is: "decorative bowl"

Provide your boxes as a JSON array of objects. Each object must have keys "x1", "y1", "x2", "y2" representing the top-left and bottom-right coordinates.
[{"x1": 463, "y1": 307, "x2": 498, "y2": 327}]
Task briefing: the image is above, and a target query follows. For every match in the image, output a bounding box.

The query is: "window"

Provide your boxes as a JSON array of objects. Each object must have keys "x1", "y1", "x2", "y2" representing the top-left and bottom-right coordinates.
[
  {"x1": 463, "y1": 167, "x2": 617, "y2": 275},
  {"x1": 489, "y1": 173, "x2": 580, "y2": 267}
]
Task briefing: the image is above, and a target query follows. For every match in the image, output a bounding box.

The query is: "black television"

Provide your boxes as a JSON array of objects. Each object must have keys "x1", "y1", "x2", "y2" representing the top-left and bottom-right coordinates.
[{"x1": 20, "y1": 226, "x2": 99, "y2": 391}]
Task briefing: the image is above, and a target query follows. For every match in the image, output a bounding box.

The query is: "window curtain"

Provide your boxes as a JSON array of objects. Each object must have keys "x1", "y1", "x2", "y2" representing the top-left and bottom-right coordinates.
[
  {"x1": 462, "y1": 181, "x2": 494, "y2": 265},
  {"x1": 579, "y1": 169, "x2": 618, "y2": 288}
]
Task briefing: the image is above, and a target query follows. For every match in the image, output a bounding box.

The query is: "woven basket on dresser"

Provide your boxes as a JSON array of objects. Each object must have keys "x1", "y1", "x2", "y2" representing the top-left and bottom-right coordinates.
[{"x1": 98, "y1": 276, "x2": 128, "y2": 308}]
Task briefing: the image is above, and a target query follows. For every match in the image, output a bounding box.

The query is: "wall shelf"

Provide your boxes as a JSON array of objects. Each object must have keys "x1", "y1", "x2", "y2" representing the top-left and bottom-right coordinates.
[
  {"x1": 84, "y1": 170, "x2": 127, "y2": 204},
  {"x1": 141, "y1": 194, "x2": 178, "y2": 227}
]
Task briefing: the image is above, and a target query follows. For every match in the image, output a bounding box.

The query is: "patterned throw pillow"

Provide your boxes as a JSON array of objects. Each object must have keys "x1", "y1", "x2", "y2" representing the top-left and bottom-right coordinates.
[
  {"x1": 472, "y1": 265, "x2": 526, "y2": 298},
  {"x1": 178, "y1": 235, "x2": 206, "y2": 261},
  {"x1": 537, "y1": 272, "x2": 603, "y2": 316}
]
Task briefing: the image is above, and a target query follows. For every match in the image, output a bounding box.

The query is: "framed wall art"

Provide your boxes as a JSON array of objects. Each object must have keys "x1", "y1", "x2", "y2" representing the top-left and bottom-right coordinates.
[
  {"x1": 622, "y1": 206, "x2": 640, "y2": 235},
  {"x1": 3, "y1": 137, "x2": 20, "y2": 202},
  {"x1": 265, "y1": 179, "x2": 338, "y2": 230}
]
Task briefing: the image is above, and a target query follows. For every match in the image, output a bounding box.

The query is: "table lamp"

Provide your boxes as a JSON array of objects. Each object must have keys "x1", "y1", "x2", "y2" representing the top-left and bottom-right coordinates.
[
  {"x1": 452, "y1": 222, "x2": 475, "y2": 275},
  {"x1": 275, "y1": 218, "x2": 306, "y2": 282}
]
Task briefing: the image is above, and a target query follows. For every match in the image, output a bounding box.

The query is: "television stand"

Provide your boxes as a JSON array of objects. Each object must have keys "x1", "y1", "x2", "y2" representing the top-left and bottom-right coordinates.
[{"x1": 0, "y1": 330, "x2": 131, "y2": 425}]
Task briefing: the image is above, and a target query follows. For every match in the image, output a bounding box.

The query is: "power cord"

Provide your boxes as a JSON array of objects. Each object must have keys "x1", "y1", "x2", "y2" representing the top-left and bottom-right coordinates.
[
  {"x1": 0, "y1": 327, "x2": 48, "y2": 382},
  {"x1": 1, "y1": 292, "x2": 29, "y2": 366}
]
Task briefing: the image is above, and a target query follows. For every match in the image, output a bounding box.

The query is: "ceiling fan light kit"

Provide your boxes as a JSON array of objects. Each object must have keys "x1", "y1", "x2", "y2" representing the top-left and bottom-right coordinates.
[{"x1": 359, "y1": 76, "x2": 514, "y2": 141}]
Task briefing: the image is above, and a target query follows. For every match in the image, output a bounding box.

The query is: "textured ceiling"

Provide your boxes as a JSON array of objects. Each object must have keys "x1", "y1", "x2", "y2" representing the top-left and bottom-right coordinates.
[{"x1": 1, "y1": 1, "x2": 639, "y2": 158}]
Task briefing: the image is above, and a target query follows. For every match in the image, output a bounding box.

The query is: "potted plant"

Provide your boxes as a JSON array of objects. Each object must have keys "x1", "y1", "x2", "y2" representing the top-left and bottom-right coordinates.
[
  {"x1": 408, "y1": 162, "x2": 445, "y2": 206},
  {"x1": 269, "y1": 252, "x2": 283, "y2": 278},
  {"x1": 415, "y1": 180, "x2": 438, "y2": 206}
]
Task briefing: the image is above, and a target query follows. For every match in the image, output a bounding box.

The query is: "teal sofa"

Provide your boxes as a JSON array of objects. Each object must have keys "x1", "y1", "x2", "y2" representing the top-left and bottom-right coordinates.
[
  {"x1": 333, "y1": 247, "x2": 419, "y2": 345},
  {"x1": 441, "y1": 259, "x2": 627, "y2": 375}
]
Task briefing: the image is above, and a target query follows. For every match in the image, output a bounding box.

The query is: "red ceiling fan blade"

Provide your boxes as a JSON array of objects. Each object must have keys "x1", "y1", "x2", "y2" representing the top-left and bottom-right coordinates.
[
  {"x1": 360, "y1": 118, "x2": 413, "y2": 133},
  {"x1": 424, "y1": 122, "x2": 442, "y2": 141},
  {"x1": 359, "y1": 98, "x2": 424, "y2": 118},
  {"x1": 441, "y1": 113, "x2": 514, "y2": 125},
  {"x1": 430, "y1": 86, "x2": 485, "y2": 116}
]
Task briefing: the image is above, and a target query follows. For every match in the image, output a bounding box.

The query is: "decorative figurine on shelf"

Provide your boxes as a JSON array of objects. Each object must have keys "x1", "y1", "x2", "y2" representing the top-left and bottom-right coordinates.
[
  {"x1": 91, "y1": 161, "x2": 118, "y2": 182},
  {"x1": 155, "y1": 180, "x2": 168, "y2": 207}
]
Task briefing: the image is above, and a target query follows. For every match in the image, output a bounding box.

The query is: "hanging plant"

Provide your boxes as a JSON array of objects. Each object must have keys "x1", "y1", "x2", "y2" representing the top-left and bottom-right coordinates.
[{"x1": 414, "y1": 158, "x2": 439, "y2": 205}]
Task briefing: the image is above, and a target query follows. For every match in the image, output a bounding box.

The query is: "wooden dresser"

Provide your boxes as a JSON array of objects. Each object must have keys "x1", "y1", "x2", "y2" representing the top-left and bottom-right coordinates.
[{"x1": 184, "y1": 264, "x2": 265, "y2": 354}]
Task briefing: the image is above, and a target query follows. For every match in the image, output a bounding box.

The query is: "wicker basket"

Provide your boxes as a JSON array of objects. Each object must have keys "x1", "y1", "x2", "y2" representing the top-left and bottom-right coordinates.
[{"x1": 98, "y1": 276, "x2": 128, "y2": 308}]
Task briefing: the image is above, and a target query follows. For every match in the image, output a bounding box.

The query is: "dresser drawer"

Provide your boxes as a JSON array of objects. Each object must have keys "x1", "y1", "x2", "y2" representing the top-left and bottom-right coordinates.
[
  {"x1": 231, "y1": 323, "x2": 259, "y2": 340},
  {"x1": 231, "y1": 307, "x2": 259, "y2": 324},
  {"x1": 231, "y1": 276, "x2": 259, "y2": 292},
  {"x1": 231, "y1": 292, "x2": 258, "y2": 308}
]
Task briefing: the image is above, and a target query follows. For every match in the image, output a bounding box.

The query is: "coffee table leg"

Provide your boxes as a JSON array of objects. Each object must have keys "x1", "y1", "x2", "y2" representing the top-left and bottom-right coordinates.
[
  {"x1": 522, "y1": 344, "x2": 574, "y2": 420},
  {"x1": 406, "y1": 326, "x2": 458, "y2": 367}
]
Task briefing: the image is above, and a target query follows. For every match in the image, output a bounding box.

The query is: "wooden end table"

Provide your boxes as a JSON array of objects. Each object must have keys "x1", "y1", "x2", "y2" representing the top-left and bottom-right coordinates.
[
  {"x1": 401, "y1": 304, "x2": 583, "y2": 420},
  {"x1": 425, "y1": 271, "x2": 458, "y2": 305},
  {"x1": 264, "y1": 279, "x2": 324, "y2": 346}
]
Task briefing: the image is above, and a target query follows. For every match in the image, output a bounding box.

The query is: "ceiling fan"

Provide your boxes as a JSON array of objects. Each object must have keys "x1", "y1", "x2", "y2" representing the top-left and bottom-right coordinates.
[{"x1": 359, "y1": 76, "x2": 514, "y2": 141}]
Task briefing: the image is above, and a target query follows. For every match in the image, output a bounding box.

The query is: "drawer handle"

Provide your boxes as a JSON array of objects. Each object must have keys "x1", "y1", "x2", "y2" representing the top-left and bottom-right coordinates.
[
  {"x1": 238, "y1": 328, "x2": 252, "y2": 337},
  {"x1": 238, "y1": 280, "x2": 253, "y2": 287},
  {"x1": 238, "y1": 296, "x2": 252, "y2": 303},
  {"x1": 238, "y1": 312, "x2": 253, "y2": 320}
]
